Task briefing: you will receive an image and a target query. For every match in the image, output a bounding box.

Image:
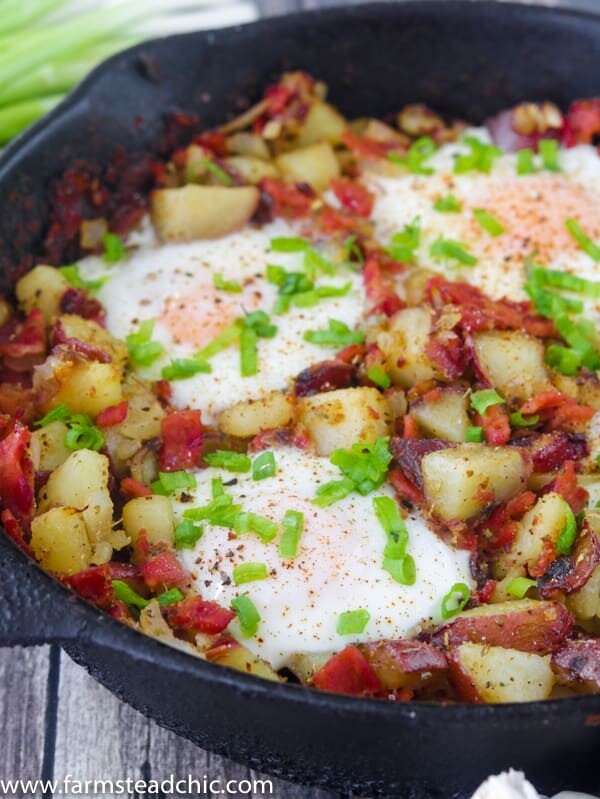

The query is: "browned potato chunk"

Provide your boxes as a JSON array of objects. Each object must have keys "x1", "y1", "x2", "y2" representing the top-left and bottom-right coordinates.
[
  {"x1": 57, "y1": 314, "x2": 128, "y2": 366},
  {"x1": 219, "y1": 392, "x2": 296, "y2": 438},
  {"x1": 376, "y1": 308, "x2": 440, "y2": 389},
  {"x1": 227, "y1": 132, "x2": 271, "y2": 160},
  {"x1": 151, "y1": 185, "x2": 260, "y2": 242},
  {"x1": 360, "y1": 639, "x2": 448, "y2": 691},
  {"x1": 431, "y1": 599, "x2": 573, "y2": 655},
  {"x1": 567, "y1": 564, "x2": 600, "y2": 620},
  {"x1": 205, "y1": 635, "x2": 281, "y2": 682},
  {"x1": 421, "y1": 443, "x2": 527, "y2": 521},
  {"x1": 31, "y1": 420, "x2": 71, "y2": 471},
  {"x1": 224, "y1": 156, "x2": 279, "y2": 183},
  {"x1": 552, "y1": 639, "x2": 600, "y2": 693},
  {"x1": 275, "y1": 143, "x2": 340, "y2": 191},
  {"x1": 410, "y1": 388, "x2": 469, "y2": 443},
  {"x1": 122, "y1": 495, "x2": 175, "y2": 546},
  {"x1": 295, "y1": 100, "x2": 347, "y2": 147},
  {"x1": 30, "y1": 507, "x2": 92, "y2": 576},
  {"x1": 16, "y1": 265, "x2": 70, "y2": 324},
  {"x1": 299, "y1": 387, "x2": 392, "y2": 455},
  {"x1": 36, "y1": 352, "x2": 124, "y2": 418},
  {"x1": 472, "y1": 330, "x2": 552, "y2": 402},
  {"x1": 449, "y1": 642, "x2": 554, "y2": 703}
]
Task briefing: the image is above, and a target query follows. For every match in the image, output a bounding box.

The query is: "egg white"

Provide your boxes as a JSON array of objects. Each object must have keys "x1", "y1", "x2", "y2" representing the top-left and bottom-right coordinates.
[
  {"x1": 174, "y1": 445, "x2": 473, "y2": 669},
  {"x1": 77, "y1": 218, "x2": 363, "y2": 425}
]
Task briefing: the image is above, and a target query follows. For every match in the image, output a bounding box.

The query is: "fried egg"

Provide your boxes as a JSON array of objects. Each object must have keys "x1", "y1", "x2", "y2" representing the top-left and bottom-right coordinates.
[
  {"x1": 366, "y1": 129, "x2": 600, "y2": 311},
  {"x1": 78, "y1": 219, "x2": 363, "y2": 425},
  {"x1": 174, "y1": 445, "x2": 473, "y2": 669}
]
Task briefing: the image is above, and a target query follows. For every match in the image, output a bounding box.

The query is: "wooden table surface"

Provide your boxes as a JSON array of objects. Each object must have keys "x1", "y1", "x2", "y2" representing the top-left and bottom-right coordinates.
[{"x1": 1, "y1": 2, "x2": 599, "y2": 797}]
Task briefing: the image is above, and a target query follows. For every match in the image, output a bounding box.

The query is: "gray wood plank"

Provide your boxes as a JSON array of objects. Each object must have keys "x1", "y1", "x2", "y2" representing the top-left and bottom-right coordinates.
[
  {"x1": 55, "y1": 651, "x2": 334, "y2": 798},
  {"x1": 0, "y1": 646, "x2": 51, "y2": 784}
]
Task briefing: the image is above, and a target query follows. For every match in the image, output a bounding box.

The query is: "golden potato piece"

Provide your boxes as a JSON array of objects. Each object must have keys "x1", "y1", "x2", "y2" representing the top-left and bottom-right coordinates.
[
  {"x1": 473, "y1": 330, "x2": 552, "y2": 402},
  {"x1": 275, "y1": 143, "x2": 340, "y2": 192},
  {"x1": 16, "y1": 265, "x2": 70, "y2": 324},
  {"x1": 122, "y1": 495, "x2": 175, "y2": 547},
  {"x1": 295, "y1": 100, "x2": 347, "y2": 147},
  {"x1": 151, "y1": 185, "x2": 260, "y2": 242},
  {"x1": 219, "y1": 392, "x2": 296, "y2": 438},
  {"x1": 31, "y1": 507, "x2": 92, "y2": 576}
]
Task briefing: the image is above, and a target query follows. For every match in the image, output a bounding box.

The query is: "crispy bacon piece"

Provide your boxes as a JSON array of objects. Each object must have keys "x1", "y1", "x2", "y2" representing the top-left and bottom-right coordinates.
[
  {"x1": 341, "y1": 130, "x2": 405, "y2": 160},
  {"x1": 363, "y1": 256, "x2": 404, "y2": 316},
  {"x1": 51, "y1": 319, "x2": 111, "y2": 362},
  {"x1": 259, "y1": 178, "x2": 314, "y2": 219},
  {"x1": 60, "y1": 287, "x2": 106, "y2": 325},
  {"x1": 520, "y1": 392, "x2": 595, "y2": 433},
  {"x1": 483, "y1": 491, "x2": 537, "y2": 550},
  {"x1": 0, "y1": 308, "x2": 46, "y2": 371},
  {"x1": 0, "y1": 417, "x2": 34, "y2": 527},
  {"x1": 425, "y1": 330, "x2": 466, "y2": 380},
  {"x1": 159, "y1": 409, "x2": 203, "y2": 471},
  {"x1": 0, "y1": 379, "x2": 35, "y2": 423},
  {"x1": 120, "y1": 477, "x2": 152, "y2": 498},
  {"x1": 540, "y1": 460, "x2": 589, "y2": 515},
  {"x1": 96, "y1": 401, "x2": 129, "y2": 428},
  {"x1": 165, "y1": 596, "x2": 235, "y2": 634},
  {"x1": 141, "y1": 551, "x2": 189, "y2": 590},
  {"x1": 402, "y1": 414, "x2": 420, "y2": 440},
  {"x1": 330, "y1": 178, "x2": 375, "y2": 218},
  {"x1": 192, "y1": 130, "x2": 228, "y2": 157},
  {"x1": 425, "y1": 277, "x2": 555, "y2": 337},
  {"x1": 294, "y1": 359, "x2": 354, "y2": 397},
  {"x1": 477, "y1": 404, "x2": 511, "y2": 446},
  {"x1": 388, "y1": 467, "x2": 424, "y2": 506},
  {"x1": 313, "y1": 645, "x2": 381, "y2": 696},
  {"x1": 564, "y1": 98, "x2": 600, "y2": 146},
  {"x1": 317, "y1": 205, "x2": 357, "y2": 234},
  {"x1": 552, "y1": 639, "x2": 600, "y2": 693},
  {"x1": 538, "y1": 522, "x2": 600, "y2": 599},
  {"x1": 63, "y1": 564, "x2": 115, "y2": 608},
  {"x1": 391, "y1": 437, "x2": 456, "y2": 490}
]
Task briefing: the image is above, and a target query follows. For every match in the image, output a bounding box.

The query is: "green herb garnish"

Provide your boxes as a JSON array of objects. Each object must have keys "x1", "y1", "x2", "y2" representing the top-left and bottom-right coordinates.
[{"x1": 336, "y1": 609, "x2": 371, "y2": 636}]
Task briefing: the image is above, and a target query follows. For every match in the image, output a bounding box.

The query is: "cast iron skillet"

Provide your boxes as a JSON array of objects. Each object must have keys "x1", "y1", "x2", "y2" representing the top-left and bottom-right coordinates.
[{"x1": 0, "y1": 3, "x2": 599, "y2": 796}]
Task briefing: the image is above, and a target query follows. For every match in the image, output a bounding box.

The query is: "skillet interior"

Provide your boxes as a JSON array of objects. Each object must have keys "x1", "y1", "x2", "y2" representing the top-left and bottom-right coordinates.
[{"x1": 0, "y1": 3, "x2": 600, "y2": 796}]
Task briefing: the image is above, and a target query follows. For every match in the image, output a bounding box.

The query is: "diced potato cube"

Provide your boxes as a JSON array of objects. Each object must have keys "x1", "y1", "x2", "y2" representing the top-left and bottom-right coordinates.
[
  {"x1": 473, "y1": 331, "x2": 552, "y2": 402},
  {"x1": 122, "y1": 495, "x2": 175, "y2": 547},
  {"x1": 376, "y1": 308, "x2": 439, "y2": 389},
  {"x1": 31, "y1": 420, "x2": 71, "y2": 471},
  {"x1": 120, "y1": 380, "x2": 165, "y2": 441},
  {"x1": 567, "y1": 565, "x2": 600, "y2": 620},
  {"x1": 58, "y1": 314, "x2": 128, "y2": 366},
  {"x1": 151, "y1": 185, "x2": 260, "y2": 242},
  {"x1": 275, "y1": 143, "x2": 340, "y2": 191},
  {"x1": 219, "y1": 392, "x2": 296, "y2": 438},
  {"x1": 15, "y1": 265, "x2": 71, "y2": 324},
  {"x1": 225, "y1": 156, "x2": 279, "y2": 183},
  {"x1": 295, "y1": 100, "x2": 347, "y2": 147},
  {"x1": 411, "y1": 388, "x2": 469, "y2": 443},
  {"x1": 497, "y1": 492, "x2": 568, "y2": 578},
  {"x1": 39, "y1": 356, "x2": 124, "y2": 418},
  {"x1": 30, "y1": 507, "x2": 92, "y2": 576},
  {"x1": 205, "y1": 636, "x2": 281, "y2": 682},
  {"x1": 39, "y1": 450, "x2": 113, "y2": 543},
  {"x1": 227, "y1": 132, "x2": 271, "y2": 160},
  {"x1": 299, "y1": 387, "x2": 393, "y2": 456},
  {"x1": 421, "y1": 443, "x2": 527, "y2": 521},
  {"x1": 451, "y1": 642, "x2": 554, "y2": 703}
]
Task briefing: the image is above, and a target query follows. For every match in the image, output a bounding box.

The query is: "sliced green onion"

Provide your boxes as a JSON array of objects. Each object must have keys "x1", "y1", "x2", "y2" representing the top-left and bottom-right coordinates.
[
  {"x1": 440, "y1": 582, "x2": 471, "y2": 619},
  {"x1": 383, "y1": 554, "x2": 416, "y2": 586},
  {"x1": 126, "y1": 320, "x2": 165, "y2": 368},
  {"x1": 211, "y1": 478, "x2": 224, "y2": 498},
  {"x1": 527, "y1": 263, "x2": 600, "y2": 298},
  {"x1": 213, "y1": 273, "x2": 242, "y2": 293},
  {"x1": 151, "y1": 470, "x2": 197, "y2": 496},
  {"x1": 233, "y1": 512, "x2": 278, "y2": 543},
  {"x1": 35, "y1": 403, "x2": 70, "y2": 427},
  {"x1": 510, "y1": 411, "x2": 540, "y2": 428},
  {"x1": 546, "y1": 344, "x2": 582, "y2": 376},
  {"x1": 506, "y1": 577, "x2": 537, "y2": 599},
  {"x1": 194, "y1": 320, "x2": 242, "y2": 362},
  {"x1": 174, "y1": 519, "x2": 204, "y2": 549},
  {"x1": 387, "y1": 219, "x2": 420, "y2": 263},
  {"x1": 315, "y1": 439, "x2": 392, "y2": 507},
  {"x1": 161, "y1": 358, "x2": 211, "y2": 381},
  {"x1": 539, "y1": 139, "x2": 560, "y2": 172},
  {"x1": 233, "y1": 562, "x2": 268, "y2": 585},
  {"x1": 204, "y1": 450, "x2": 251, "y2": 473},
  {"x1": 231, "y1": 594, "x2": 261, "y2": 637},
  {"x1": 252, "y1": 451, "x2": 277, "y2": 481},
  {"x1": 454, "y1": 136, "x2": 501, "y2": 174},
  {"x1": 270, "y1": 237, "x2": 308, "y2": 253},
  {"x1": 373, "y1": 495, "x2": 408, "y2": 560},
  {"x1": 554, "y1": 315, "x2": 600, "y2": 370},
  {"x1": 156, "y1": 588, "x2": 184, "y2": 607},
  {"x1": 470, "y1": 389, "x2": 504, "y2": 416},
  {"x1": 63, "y1": 414, "x2": 104, "y2": 452},
  {"x1": 303, "y1": 318, "x2": 366, "y2": 348},
  {"x1": 516, "y1": 148, "x2": 536, "y2": 175},
  {"x1": 336, "y1": 609, "x2": 371, "y2": 636},
  {"x1": 556, "y1": 499, "x2": 577, "y2": 556},
  {"x1": 466, "y1": 426, "x2": 484, "y2": 443},
  {"x1": 183, "y1": 494, "x2": 242, "y2": 527},
  {"x1": 279, "y1": 510, "x2": 304, "y2": 559},
  {"x1": 344, "y1": 234, "x2": 364, "y2": 266},
  {"x1": 112, "y1": 580, "x2": 149, "y2": 610},
  {"x1": 367, "y1": 366, "x2": 391, "y2": 389},
  {"x1": 566, "y1": 218, "x2": 600, "y2": 262},
  {"x1": 289, "y1": 282, "x2": 352, "y2": 310},
  {"x1": 434, "y1": 193, "x2": 462, "y2": 213},
  {"x1": 430, "y1": 237, "x2": 477, "y2": 267},
  {"x1": 59, "y1": 264, "x2": 108, "y2": 292},
  {"x1": 389, "y1": 135, "x2": 436, "y2": 175},
  {"x1": 103, "y1": 232, "x2": 125, "y2": 263},
  {"x1": 239, "y1": 324, "x2": 258, "y2": 377},
  {"x1": 473, "y1": 209, "x2": 505, "y2": 237},
  {"x1": 313, "y1": 476, "x2": 356, "y2": 508},
  {"x1": 196, "y1": 159, "x2": 233, "y2": 186}
]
